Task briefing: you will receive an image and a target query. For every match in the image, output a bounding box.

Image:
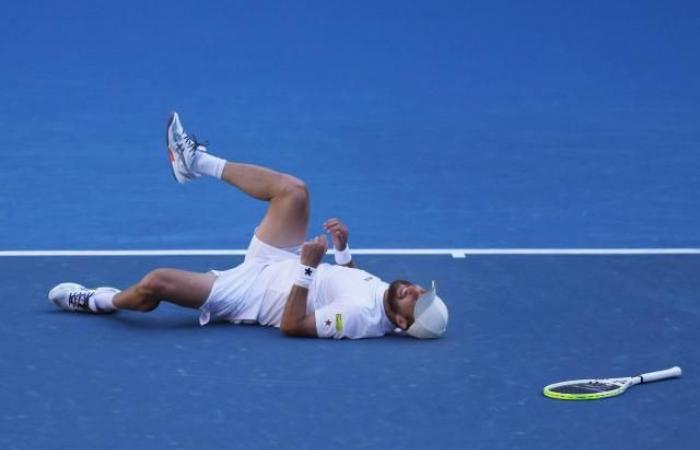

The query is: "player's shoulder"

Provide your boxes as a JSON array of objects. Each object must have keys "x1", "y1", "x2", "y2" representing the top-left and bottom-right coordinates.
[{"x1": 328, "y1": 298, "x2": 371, "y2": 314}]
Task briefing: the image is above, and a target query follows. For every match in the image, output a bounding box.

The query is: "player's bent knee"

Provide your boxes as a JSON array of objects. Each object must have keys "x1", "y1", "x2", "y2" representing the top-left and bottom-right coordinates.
[
  {"x1": 139, "y1": 269, "x2": 171, "y2": 299},
  {"x1": 281, "y1": 175, "x2": 308, "y2": 197},
  {"x1": 280, "y1": 176, "x2": 309, "y2": 209}
]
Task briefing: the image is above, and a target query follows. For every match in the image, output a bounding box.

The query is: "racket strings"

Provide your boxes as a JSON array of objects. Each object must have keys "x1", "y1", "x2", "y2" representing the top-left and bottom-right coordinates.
[{"x1": 552, "y1": 381, "x2": 621, "y2": 394}]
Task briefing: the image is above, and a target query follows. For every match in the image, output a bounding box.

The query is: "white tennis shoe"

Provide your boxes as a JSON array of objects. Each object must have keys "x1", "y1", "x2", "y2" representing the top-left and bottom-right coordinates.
[
  {"x1": 48, "y1": 282, "x2": 118, "y2": 314},
  {"x1": 165, "y1": 112, "x2": 208, "y2": 184}
]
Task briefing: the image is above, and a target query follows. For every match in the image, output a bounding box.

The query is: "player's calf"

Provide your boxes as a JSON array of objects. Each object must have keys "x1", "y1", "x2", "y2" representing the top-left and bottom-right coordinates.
[{"x1": 112, "y1": 268, "x2": 213, "y2": 312}]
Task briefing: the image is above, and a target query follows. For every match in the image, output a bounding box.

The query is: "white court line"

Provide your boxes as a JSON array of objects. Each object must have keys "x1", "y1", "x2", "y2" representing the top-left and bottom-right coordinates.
[{"x1": 0, "y1": 248, "x2": 699, "y2": 257}]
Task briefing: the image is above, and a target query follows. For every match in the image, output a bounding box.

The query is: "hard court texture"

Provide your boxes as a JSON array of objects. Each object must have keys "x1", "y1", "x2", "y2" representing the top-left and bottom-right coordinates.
[{"x1": 1, "y1": 0, "x2": 699, "y2": 449}]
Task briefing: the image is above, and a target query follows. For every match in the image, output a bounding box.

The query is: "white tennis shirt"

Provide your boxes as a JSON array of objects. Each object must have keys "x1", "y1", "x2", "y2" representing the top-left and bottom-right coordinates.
[{"x1": 250, "y1": 260, "x2": 396, "y2": 339}]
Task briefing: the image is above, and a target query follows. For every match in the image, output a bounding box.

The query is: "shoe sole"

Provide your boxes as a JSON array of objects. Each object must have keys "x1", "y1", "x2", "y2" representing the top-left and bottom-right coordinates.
[{"x1": 165, "y1": 112, "x2": 188, "y2": 184}]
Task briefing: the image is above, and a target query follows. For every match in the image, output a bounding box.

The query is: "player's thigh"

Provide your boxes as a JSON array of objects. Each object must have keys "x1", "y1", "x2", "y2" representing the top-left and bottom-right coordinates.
[
  {"x1": 147, "y1": 268, "x2": 217, "y2": 309},
  {"x1": 255, "y1": 181, "x2": 309, "y2": 248}
]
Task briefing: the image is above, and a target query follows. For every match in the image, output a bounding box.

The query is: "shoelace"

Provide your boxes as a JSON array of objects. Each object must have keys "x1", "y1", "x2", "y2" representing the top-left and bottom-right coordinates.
[
  {"x1": 180, "y1": 134, "x2": 208, "y2": 153},
  {"x1": 68, "y1": 290, "x2": 94, "y2": 311}
]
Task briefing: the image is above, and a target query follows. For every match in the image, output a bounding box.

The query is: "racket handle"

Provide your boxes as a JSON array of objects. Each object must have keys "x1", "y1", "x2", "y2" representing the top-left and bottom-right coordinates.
[{"x1": 639, "y1": 366, "x2": 682, "y2": 383}]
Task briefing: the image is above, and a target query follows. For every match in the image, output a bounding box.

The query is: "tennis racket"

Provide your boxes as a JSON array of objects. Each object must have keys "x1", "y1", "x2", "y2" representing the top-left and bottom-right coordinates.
[{"x1": 543, "y1": 366, "x2": 682, "y2": 400}]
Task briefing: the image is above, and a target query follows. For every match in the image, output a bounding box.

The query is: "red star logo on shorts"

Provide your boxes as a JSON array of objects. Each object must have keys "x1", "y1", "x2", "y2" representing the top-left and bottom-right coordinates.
[{"x1": 324, "y1": 319, "x2": 332, "y2": 328}]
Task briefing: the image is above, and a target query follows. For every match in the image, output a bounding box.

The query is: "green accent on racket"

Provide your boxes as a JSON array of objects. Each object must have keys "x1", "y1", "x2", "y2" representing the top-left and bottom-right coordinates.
[{"x1": 543, "y1": 366, "x2": 682, "y2": 400}]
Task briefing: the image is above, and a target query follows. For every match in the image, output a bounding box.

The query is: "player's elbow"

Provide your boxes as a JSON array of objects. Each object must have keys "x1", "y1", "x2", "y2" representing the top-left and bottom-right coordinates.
[
  {"x1": 280, "y1": 317, "x2": 315, "y2": 337},
  {"x1": 280, "y1": 321, "x2": 302, "y2": 337}
]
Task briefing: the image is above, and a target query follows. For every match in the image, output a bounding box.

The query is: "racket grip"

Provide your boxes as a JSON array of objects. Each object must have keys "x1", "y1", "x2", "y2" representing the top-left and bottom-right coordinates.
[{"x1": 639, "y1": 366, "x2": 682, "y2": 383}]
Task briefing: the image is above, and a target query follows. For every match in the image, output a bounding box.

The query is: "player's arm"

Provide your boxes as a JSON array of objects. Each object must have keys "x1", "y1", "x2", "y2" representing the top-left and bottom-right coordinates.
[
  {"x1": 280, "y1": 285, "x2": 317, "y2": 337},
  {"x1": 323, "y1": 218, "x2": 356, "y2": 269},
  {"x1": 280, "y1": 235, "x2": 327, "y2": 337}
]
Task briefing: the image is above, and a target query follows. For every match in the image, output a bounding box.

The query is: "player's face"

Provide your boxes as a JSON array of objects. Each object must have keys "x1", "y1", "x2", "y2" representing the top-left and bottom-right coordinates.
[{"x1": 386, "y1": 280, "x2": 427, "y2": 330}]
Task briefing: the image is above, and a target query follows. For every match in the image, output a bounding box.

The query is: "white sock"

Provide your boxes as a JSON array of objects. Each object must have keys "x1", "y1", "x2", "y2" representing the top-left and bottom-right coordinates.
[
  {"x1": 92, "y1": 288, "x2": 120, "y2": 312},
  {"x1": 192, "y1": 152, "x2": 226, "y2": 179}
]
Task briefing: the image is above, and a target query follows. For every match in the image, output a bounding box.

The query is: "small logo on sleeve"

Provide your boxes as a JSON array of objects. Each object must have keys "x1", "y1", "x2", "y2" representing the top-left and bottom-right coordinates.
[{"x1": 335, "y1": 314, "x2": 343, "y2": 332}]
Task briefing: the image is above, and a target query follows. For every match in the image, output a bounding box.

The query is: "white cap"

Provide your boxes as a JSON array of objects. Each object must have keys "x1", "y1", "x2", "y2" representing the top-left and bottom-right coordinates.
[{"x1": 406, "y1": 281, "x2": 449, "y2": 339}]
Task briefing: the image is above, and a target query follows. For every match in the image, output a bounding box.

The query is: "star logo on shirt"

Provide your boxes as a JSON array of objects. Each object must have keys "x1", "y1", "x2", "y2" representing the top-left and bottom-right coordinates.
[
  {"x1": 305, "y1": 267, "x2": 313, "y2": 276},
  {"x1": 324, "y1": 319, "x2": 332, "y2": 328}
]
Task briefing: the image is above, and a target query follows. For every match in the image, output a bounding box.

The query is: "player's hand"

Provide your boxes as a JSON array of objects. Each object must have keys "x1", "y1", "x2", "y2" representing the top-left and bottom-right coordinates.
[
  {"x1": 300, "y1": 235, "x2": 328, "y2": 268},
  {"x1": 323, "y1": 218, "x2": 349, "y2": 250}
]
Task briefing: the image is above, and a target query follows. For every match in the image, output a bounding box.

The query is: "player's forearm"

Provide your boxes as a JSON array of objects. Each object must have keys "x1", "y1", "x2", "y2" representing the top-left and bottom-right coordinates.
[
  {"x1": 281, "y1": 235, "x2": 326, "y2": 337},
  {"x1": 280, "y1": 285, "x2": 309, "y2": 335}
]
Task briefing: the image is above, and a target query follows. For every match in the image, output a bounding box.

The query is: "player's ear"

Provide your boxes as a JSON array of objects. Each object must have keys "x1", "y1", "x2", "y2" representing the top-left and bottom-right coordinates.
[{"x1": 395, "y1": 314, "x2": 408, "y2": 330}]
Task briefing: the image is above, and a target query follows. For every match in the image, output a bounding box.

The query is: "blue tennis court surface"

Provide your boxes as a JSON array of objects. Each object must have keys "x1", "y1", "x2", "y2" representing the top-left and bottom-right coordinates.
[
  {"x1": 1, "y1": 255, "x2": 698, "y2": 449},
  {"x1": 2, "y1": 0, "x2": 699, "y2": 449}
]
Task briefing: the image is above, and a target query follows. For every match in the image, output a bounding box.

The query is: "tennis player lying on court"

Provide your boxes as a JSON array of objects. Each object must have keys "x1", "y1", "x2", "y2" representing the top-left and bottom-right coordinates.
[{"x1": 48, "y1": 112, "x2": 448, "y2": 339}]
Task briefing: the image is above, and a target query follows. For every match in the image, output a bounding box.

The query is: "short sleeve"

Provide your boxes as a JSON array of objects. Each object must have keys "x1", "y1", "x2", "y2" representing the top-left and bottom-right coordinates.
[{"x1": 315, "y1": 303, "x2": 378, "y2": 339}]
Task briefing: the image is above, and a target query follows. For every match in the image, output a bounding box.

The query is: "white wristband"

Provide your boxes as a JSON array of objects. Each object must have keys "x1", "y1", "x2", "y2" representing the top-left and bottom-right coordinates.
[
  {"x1": 295, "y1": 264, "x2": 316, "y2": 289},
  {"x1": 334, "y1": 244, "x2": 352, "y2": 265}
]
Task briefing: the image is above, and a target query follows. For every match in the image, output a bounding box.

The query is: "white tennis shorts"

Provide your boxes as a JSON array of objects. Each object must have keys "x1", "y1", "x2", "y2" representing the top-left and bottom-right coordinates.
[{"x1": 198, "y1": 232, "x2": 302, "y2": 326}]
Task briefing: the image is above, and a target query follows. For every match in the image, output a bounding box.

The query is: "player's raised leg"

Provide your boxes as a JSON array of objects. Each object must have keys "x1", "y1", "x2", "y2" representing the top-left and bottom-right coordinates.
[
  {"x1": 220, "y1": 163, "x2": 309, "y2": 248},
  {"x1": 167, "y1": 111, "x2": 309, "y2": 248}
]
